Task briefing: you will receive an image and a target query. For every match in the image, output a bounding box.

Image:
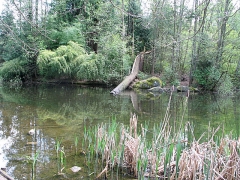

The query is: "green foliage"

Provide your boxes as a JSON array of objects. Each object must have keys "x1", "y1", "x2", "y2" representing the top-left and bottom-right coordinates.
[
  {"x1": 233, "y1": 66, "x2": 240, "y2": 89},
  {"x1": 137, "y1": 72, "x2": 151, "y2": 80},
  {"x1": 0, "y1": 10, "x2": 24, "y2": 61},
  {"x1": 45, "y1": 22, "x2": 85, "y2": 49},
  {"x1": 193, "y1": 61, "x2": 221, "y2": 90},
  {"x1": 217, "y1": 74, "x2": 234, "y2": 95},
  {"x1": 162, "y1": 66, "x2": 180, "y2": 86},
  {"x1": 133, "y1": 76, "x2": 163, "y2": 89},
  {"x1": 76, "y1": 53, "x2": 103, "y2": 80},
  {"x1": 98, "y1": 34, "x2": 131, "y2": 82},
  {"x1": 1, "y1": 0, "x2": 240, "y2": 90},
  {"x1": 0, "y1": 58, "x2": 29, "y2": 83},
  {"x1": 222, "y1": 62, "x2": 237, "y2": 76},
  {"x1": 37, "y1": 41, "x2": 104, "y2": 80}
]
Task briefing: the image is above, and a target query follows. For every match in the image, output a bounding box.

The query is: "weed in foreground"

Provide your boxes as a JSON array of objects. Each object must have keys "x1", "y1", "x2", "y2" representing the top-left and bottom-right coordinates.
[{"x1": 83, "y1": 90, "x2": 240, "y2": 179}]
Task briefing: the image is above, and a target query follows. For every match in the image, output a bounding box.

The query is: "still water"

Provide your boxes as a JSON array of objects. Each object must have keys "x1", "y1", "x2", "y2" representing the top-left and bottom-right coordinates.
[{"x1": 0, "y1": 84, "x2": 239, "y2": 179}]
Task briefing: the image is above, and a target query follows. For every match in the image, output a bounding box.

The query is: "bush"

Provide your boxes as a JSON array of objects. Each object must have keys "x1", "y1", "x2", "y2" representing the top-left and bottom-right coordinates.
[
  {"x1": 98, "y1": 34, "x2": 132, "y2": 82},
  {"x1": 217, "y1": 74, "x2": 234, "y2": 95},
  {"x1": 233, "y1": 73, "x2": 240, "y2": 89},
  {"x1": 193, "y1": 61, "x2": 221, "y2": 91},
  {"x1": 37, "y1": 41, "x2": 104, "y2": 80},
  {"x1": 0, "y1": 58, "x2": 29, "y2": 82},
  {"x1": 45, "y1": 22, "x2": 85, "y2": 49},
  {"x1": 162, "y1": 66, "x2": 179, "y2": 86}
]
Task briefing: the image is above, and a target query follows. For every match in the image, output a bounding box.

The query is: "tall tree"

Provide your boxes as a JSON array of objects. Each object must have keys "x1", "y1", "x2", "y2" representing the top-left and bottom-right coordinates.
[{"x1": 216, "y1": 0, "x2": 231, "y2": 64}]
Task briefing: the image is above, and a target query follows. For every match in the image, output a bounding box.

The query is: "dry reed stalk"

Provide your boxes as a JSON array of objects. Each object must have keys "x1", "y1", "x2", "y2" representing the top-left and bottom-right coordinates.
[
  {"x1": 117, "y1": 126, "x2": 125, "y2": 158},
  {"x1": 178, "y1": 152, "x2": 188, "y2": 179},
  {"x1": 96, "y1": 163, "x2": 108, "y2": 179},
  {"x1": 96, "y1": 125, "x2": 104, "y2": 151},
  {"x1": 124, "y1": 131, "x2": 139, "y2": 176},
  {"x1": 123, "y1": 113, "x2": 140, "y2": 177},
  {"x1": 148, "y1": 142, "x2": 157, "y2": 176},
  {"x1": 174, "y1": 137, "x2": 240, "y2": 180},
  {"x1": 89, "y1": 110, "x2": 240, "y2": 180},
  {"x1": 157, "y1": 161, "x2": 176, "y2": 175},
  {"x1": 129, "y1": 113, "x2": 138, "y2": 138},
  {"x1": 217, "y1": 141, "x2": 239, "y2": 180}
]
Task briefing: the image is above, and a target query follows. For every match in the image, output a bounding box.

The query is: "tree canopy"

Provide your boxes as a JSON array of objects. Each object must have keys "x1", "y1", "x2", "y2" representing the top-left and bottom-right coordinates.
[{"x1": 0, "y1": 0, "x2": 239, "y2": 94}]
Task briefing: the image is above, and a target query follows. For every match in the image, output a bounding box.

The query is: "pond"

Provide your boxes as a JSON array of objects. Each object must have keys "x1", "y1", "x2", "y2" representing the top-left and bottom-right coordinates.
[{"x1": 0, "y1": 84, "x2": 239, "y2": 179}]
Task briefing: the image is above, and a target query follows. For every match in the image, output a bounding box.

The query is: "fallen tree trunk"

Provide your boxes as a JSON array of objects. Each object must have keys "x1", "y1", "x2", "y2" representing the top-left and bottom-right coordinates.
[
  {"x1": 110, "y1": 51, "x2": 148, "y2": 95},
  {"x1": 0, "y1": 169, "x2": 14, "y2": 180}
]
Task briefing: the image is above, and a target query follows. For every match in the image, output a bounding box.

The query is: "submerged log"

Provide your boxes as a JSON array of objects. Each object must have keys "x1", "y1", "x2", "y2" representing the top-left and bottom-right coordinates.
[
  {"x1": 0, "y1": 169, "x2": 14, "y2": 180},
  {"x1": 110, "y1": 51, "x2": 149, "y2": 95}
]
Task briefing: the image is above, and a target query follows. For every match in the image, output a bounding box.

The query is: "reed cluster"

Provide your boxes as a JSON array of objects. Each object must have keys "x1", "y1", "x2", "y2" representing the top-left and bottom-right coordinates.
[
  {"x1": 55, "y1": 138, "x2": 66, "y2": 175},
  {"x1": 25, "y1": 150, "x2": 39, "y2": 180},
  {"x1": 83, "y1": 94, "x2": 240, "y2": 179}
]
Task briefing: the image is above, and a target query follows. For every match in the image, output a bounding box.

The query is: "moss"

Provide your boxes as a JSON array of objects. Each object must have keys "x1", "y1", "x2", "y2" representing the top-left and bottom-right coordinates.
[
  {"x1": 177, "y1": 86, "x2": 199, "y2": 92},
  {"x1": 133, "y1": 76, "x2": 162, "y2": 89},
  {"x1": 189, "y1": 86, "x2": 199, "y2": 92}
]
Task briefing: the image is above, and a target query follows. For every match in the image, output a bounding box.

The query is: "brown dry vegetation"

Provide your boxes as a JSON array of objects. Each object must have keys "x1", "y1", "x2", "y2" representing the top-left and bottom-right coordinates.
[{"x1": 84, "y1": 92, "x2": 240, "y2": 180}]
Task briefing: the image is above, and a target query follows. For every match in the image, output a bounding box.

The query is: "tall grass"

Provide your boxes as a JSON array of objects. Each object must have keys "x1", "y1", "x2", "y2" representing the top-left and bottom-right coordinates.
[
  {"x1": 74, "y1": 134, "x2": 79, "y2": 155},
  {"x1": 54, "y1": 138, "x2": 66, "y2": 176},
  {"x1": 25, "y1": 150, "x2": 40, "y2": 180},
  {"x1": 82, "y1": 90, "x2": 240, "y2": 179}
]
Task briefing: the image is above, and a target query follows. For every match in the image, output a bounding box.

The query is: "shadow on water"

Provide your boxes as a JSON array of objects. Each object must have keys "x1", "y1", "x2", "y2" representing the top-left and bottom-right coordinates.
[{"x1": 0, "y1": 84, "x2": 239, "y2": 179}]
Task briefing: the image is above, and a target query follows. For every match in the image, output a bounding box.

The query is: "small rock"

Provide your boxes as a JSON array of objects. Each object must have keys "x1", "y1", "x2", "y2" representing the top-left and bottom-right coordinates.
[
  {"x1": 70, "y1": 166, "x2": 81, "y2": 173},
  {"x1": 177, "y1": 86, "x2": 189, "y2": 92},
  {"x1": 28, "y1": 129, "x2": 35, "y2": 135},
  {"x1": 177, "y1": 86, "x2": 199, "y2": 92},
  {"x1": 148, "y1": 86, "x2": 164, "y2": 93}
]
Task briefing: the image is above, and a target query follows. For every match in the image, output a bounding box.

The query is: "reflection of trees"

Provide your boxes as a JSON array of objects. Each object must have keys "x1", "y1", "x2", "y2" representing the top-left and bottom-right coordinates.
[
  {"x1": 187, "y1": 93, "x2": 240, "y2": 139},
  {"x1": 0, "y1": 102, "x2": 55, "y2": 179},
  {"x1": 0, "y1": 86, "x2": 240, "y2": 179},
  {"x1": 35, "y1": 86, "x2": 136, "y2": 127},
  {"x1": 233, "y1": 95, "x2": 240, "y2": 137},
  {"x1": 0, "y1": 85, "x2": 138, "y2": 179}
]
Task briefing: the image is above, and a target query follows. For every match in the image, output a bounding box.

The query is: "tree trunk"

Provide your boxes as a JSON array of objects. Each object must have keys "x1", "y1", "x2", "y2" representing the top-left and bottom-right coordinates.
[
  {"x1": 110, "y1": 52, "x2": 148, "y2": 95},
  {"x1": 35, "y1": 0, "x2": 38, "y2": 26},
  {"x1": 189, "y1": 0, "x2": 198, "y2": 85},
  {"x1": 20, "y1": 0, "x2": 22, "y2": 32},
  {"x1": 171, "y1": 0, "x2": 177, "y2": 72},
  {"x1": 28, "y1": 0, "x2": 33, "y2": 29},
  {"x1": 216, "y1": 0, "x2": 230, "y2": 64}
]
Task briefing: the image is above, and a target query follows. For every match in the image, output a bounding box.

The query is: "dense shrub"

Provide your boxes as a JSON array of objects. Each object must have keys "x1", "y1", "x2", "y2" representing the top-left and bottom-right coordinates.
[
  {"x1": 193, "y1": 61, "x2": 221, "y2": 91},
  {"x1": 98, "y1": 34, "x2": 132, "y2": 82},
  {"x1": 37, "y1": 41, "x2": 104, "y2": 80},
  {"x1": 217, "y1": 74, "x2": 234, "y2": 95},
  {"x1": 0, "y1": 58, "x2": 29, "y2": 82}
]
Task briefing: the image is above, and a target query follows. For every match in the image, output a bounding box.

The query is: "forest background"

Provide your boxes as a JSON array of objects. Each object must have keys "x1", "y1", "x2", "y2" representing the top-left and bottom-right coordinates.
[{"x1": 0, "y1": 0, "x2": 240, "y2": 95}]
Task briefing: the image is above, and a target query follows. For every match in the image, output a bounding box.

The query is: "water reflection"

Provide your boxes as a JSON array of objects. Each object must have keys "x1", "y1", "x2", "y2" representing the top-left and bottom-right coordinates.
[{"x1": 0, "y1": 85, "x2": 239, "y2": 179}]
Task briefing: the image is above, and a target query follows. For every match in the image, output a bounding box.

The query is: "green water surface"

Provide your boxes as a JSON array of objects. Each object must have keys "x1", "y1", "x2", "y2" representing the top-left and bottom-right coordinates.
[{"x1": 0, "y1": 84, "x2": 239, "y2": 179}]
